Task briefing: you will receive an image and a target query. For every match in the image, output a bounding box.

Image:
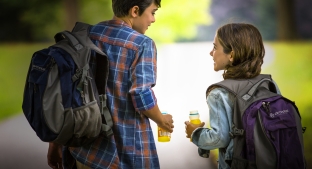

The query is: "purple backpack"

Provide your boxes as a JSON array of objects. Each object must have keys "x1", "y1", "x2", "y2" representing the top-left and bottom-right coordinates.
[{"x1": 207, "y1": 74, "x2": 306, "y2": 169}]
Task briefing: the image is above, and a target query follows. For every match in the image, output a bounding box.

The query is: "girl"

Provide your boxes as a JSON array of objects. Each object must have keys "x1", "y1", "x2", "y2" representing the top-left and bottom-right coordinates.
[{"x1": 184, "y1": 23, "x2": 280, "y2": 169}]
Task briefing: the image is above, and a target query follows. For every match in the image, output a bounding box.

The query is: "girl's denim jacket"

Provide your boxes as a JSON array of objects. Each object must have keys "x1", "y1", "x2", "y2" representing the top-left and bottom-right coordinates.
[{"x1": 191, "y1": 84, "x2": 280, "y2": 169}]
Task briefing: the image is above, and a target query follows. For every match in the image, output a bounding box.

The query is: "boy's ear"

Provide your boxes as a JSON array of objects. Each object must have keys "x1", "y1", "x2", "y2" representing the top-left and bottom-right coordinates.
[{"x1": 129, "y1": 6, "x2": 140, "y2": 17}]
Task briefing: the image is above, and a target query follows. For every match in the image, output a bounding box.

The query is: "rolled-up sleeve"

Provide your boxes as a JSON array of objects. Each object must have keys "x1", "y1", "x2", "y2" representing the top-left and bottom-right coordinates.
[{"x1": 129, "y1": 39, "x2": 157, "y2": 111}]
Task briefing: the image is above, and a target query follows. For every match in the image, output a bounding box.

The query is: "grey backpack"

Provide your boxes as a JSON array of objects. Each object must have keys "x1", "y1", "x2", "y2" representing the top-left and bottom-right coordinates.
[
  {"x1": 22, "y1": 22, "x2": 113, "y2": 147},
  {"x1": 207, "y1": 74, "x2": 306, "y2": 169}
]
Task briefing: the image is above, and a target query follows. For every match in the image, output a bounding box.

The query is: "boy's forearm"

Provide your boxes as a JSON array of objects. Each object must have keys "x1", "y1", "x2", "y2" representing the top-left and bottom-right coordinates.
[{"x1": 140, "y1": 104, "x2": 163, "y2": 125}]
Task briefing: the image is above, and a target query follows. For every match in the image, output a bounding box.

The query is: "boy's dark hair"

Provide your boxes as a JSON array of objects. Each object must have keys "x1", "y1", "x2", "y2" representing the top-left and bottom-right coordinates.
[{"x1": 112, "y1": 0, "x2": 161, "y2": 17}]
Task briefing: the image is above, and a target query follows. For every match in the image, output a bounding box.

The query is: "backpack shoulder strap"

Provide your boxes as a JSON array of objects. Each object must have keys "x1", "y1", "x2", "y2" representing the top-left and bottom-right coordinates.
[
  {"x1": 71, "y1": 22, "x2": 106, "y2": 56},
  {"x1": 54, "y1": 22, "x2": 113, "y2": 137},
  {"x1": 71, "y1": 22, "x2": 91, "y2": 32},
  {"x1": 236, "y1": 74, "x2": 276, "y2": 101},
  {"x1": 70, "y1": 22, "x2": 109, "y2": 96},
  {"x1": 71, "y1": 22, "x2": 113, "y2": 137},
  {"x1": 206, "y1": 74, "x2": 276, "y2": 97},
  {"x1": 54, "y1": 22, "x2": 106, "y2": 60}
]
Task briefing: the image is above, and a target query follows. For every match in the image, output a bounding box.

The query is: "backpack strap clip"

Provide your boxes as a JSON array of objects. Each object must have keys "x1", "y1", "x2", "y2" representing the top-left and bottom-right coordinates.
[
  {"x1": 72, "y1": 68, "x2": 83, "y2": 82},
  {"x1": 99, "y1": 94, "x2": 113, "y2": 137},
  {"x1": 229, "y1": 124, "x2": 244, "y2": 138}
]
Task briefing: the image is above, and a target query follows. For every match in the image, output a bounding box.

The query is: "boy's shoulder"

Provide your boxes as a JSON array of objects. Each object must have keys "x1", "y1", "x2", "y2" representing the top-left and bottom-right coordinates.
[{"x1": 91, "y1": 20, "x2": 153, "y2": 45}]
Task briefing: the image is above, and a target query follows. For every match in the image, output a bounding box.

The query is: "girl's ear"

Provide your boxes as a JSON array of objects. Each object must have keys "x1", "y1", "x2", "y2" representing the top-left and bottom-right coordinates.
[
  {"x1": 129, "y1": 6, "x2": 140, "y2": 17},
  {"x1": 229, "y1": 51, "x2": 234, "y2": 62}
]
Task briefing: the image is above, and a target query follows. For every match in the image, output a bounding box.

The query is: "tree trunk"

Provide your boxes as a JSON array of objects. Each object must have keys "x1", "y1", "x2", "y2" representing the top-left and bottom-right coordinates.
[
  {"x1": 64, "y1": 0, "x2": 79, "y2": 31},
  {"x1": 276, "y1": 0, "x2": 297, "y2": 41}
]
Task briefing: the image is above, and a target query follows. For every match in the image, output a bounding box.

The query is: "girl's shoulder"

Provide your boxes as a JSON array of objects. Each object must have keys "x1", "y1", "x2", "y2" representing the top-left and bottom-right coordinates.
[
  {"x1": 207, "y1": 87, "x2": 235, "y2": 106},
  {"x1": 209, "y1": 86, "x2": 230, "y2": 95},
  {"x1": 208, "y1": 87, "x2": 233, "y2": 99}
]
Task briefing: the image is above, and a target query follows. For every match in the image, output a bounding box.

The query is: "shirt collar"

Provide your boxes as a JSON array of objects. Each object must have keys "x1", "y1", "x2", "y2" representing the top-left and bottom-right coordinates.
[{"x1": 100, "y1": 19, "x2": 131, "y2": 29}]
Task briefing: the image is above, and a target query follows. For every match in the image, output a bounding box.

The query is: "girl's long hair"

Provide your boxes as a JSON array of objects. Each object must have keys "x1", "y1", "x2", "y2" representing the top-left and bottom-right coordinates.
[{"x1": 217, "y1": 23, "x2": 265, "y2": 79}]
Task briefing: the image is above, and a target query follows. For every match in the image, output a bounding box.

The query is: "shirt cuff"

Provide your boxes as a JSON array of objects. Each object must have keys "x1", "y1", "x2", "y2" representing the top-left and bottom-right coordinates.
[
  {"x1": 131, "y1": 88, "x2": 157, "y2": 112},
  {"x1": 191, "y1": 127, "x2": 204, "y2": 142}
]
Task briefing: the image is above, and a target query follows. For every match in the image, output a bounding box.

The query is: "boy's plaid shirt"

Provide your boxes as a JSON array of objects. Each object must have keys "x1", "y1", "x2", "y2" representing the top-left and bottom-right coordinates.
[{"x1": 66, "y1": 20, "x2": 160, "y2": 169}]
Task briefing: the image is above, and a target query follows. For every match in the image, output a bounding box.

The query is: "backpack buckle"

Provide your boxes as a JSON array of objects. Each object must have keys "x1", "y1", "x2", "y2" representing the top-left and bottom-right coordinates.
[{"x1": 229, "y1": 126, "x2": 244, "y2": 138}]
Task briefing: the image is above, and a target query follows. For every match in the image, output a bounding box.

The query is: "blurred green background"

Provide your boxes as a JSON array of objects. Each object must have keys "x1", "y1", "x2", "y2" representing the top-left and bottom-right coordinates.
[{"x1": 1, "y1": 0, "x2": 312, "y2": 168}]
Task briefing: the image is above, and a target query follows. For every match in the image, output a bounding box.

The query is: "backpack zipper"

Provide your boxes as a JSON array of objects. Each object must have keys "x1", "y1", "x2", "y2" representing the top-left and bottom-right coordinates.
[
  {"x1": 262, "y1": 102, "x2": 271, "y2": 114},
  {"x1": 33, "y1": 58, "x2": 55, "y2": 94},
  {"x1": 261, "y1": 101, "x2": 276, "y2": 141},
  {"x1": 266, "y1": 102, "x2": 271, "y2": 113},
  {"x1": 50, "y1": 58, "x2": 56, "y2": 68}
]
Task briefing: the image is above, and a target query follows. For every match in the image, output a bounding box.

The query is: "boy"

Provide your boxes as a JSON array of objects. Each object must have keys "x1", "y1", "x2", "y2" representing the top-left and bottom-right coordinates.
[{"x1": 48, "y1": 0, "x2": 174, "y2": 168}]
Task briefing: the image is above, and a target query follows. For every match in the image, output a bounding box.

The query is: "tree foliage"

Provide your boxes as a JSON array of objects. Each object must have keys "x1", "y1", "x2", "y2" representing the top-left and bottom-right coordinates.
[
  {"x1": 197, "y1": 0, "x2": 277, "y2": 41},
  {"x1": 146, "y1": 0, "x2": 211, "y2": 43},
  {"x1": 0, "y1": 0, "x2": 60, "y2": 41},
  {"x1": 0, "y1": 0, "x2": 113, "y2": 42},
  {"x1": 79, "y1": 0, "x2": 114, "y2": 24},
  {"x1": 196, "y1": 0, "x2": 312, "y2": 41},
  {"x1": 0, "y1": 0, "x2": 210, "y2": 43},
  {"x1": 6, "y1": 0, "x2": 312, "y2": 42}
]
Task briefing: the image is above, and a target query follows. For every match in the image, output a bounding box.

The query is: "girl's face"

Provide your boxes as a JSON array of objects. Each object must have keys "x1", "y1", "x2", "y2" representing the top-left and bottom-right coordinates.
[
  {"x1": 132, "y1": 3, "x2": 158, "y2": 34},
  {"x1": 210, "y1": 35, "x2": 233, "y2": 71}
]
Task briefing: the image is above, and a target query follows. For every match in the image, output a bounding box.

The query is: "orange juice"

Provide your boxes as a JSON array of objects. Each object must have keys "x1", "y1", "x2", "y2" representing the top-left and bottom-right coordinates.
[
  {"x1": 158, "y1": 111, "x2": 171, "y2": 142},
  {"x1": 189, "y1": 110, "x2": 201, "y2": 141}
]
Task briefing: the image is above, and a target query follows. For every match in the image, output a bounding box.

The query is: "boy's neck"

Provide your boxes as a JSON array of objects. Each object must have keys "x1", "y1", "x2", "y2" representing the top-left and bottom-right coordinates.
[{"x1": 113, "y1": 16, "x2": 133, "y2": 28}]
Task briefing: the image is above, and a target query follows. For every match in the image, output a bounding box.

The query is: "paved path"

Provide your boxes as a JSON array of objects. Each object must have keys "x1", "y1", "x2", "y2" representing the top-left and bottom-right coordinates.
[
  {"x1": 0, "y1": 114, "x2": 50, "y2": 169},
  {"x1": 0, "y1": 42, "x2": 274, "y2": 169},
  {"x1": 0, "y1": 114, "x2": 216, "y2": 169}
]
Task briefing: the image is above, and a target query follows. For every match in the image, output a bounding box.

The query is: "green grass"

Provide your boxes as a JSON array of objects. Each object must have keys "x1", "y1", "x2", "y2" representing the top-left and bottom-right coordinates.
[{"x1": 0, "y1": 43, "x2": 52, "y2": 121}]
